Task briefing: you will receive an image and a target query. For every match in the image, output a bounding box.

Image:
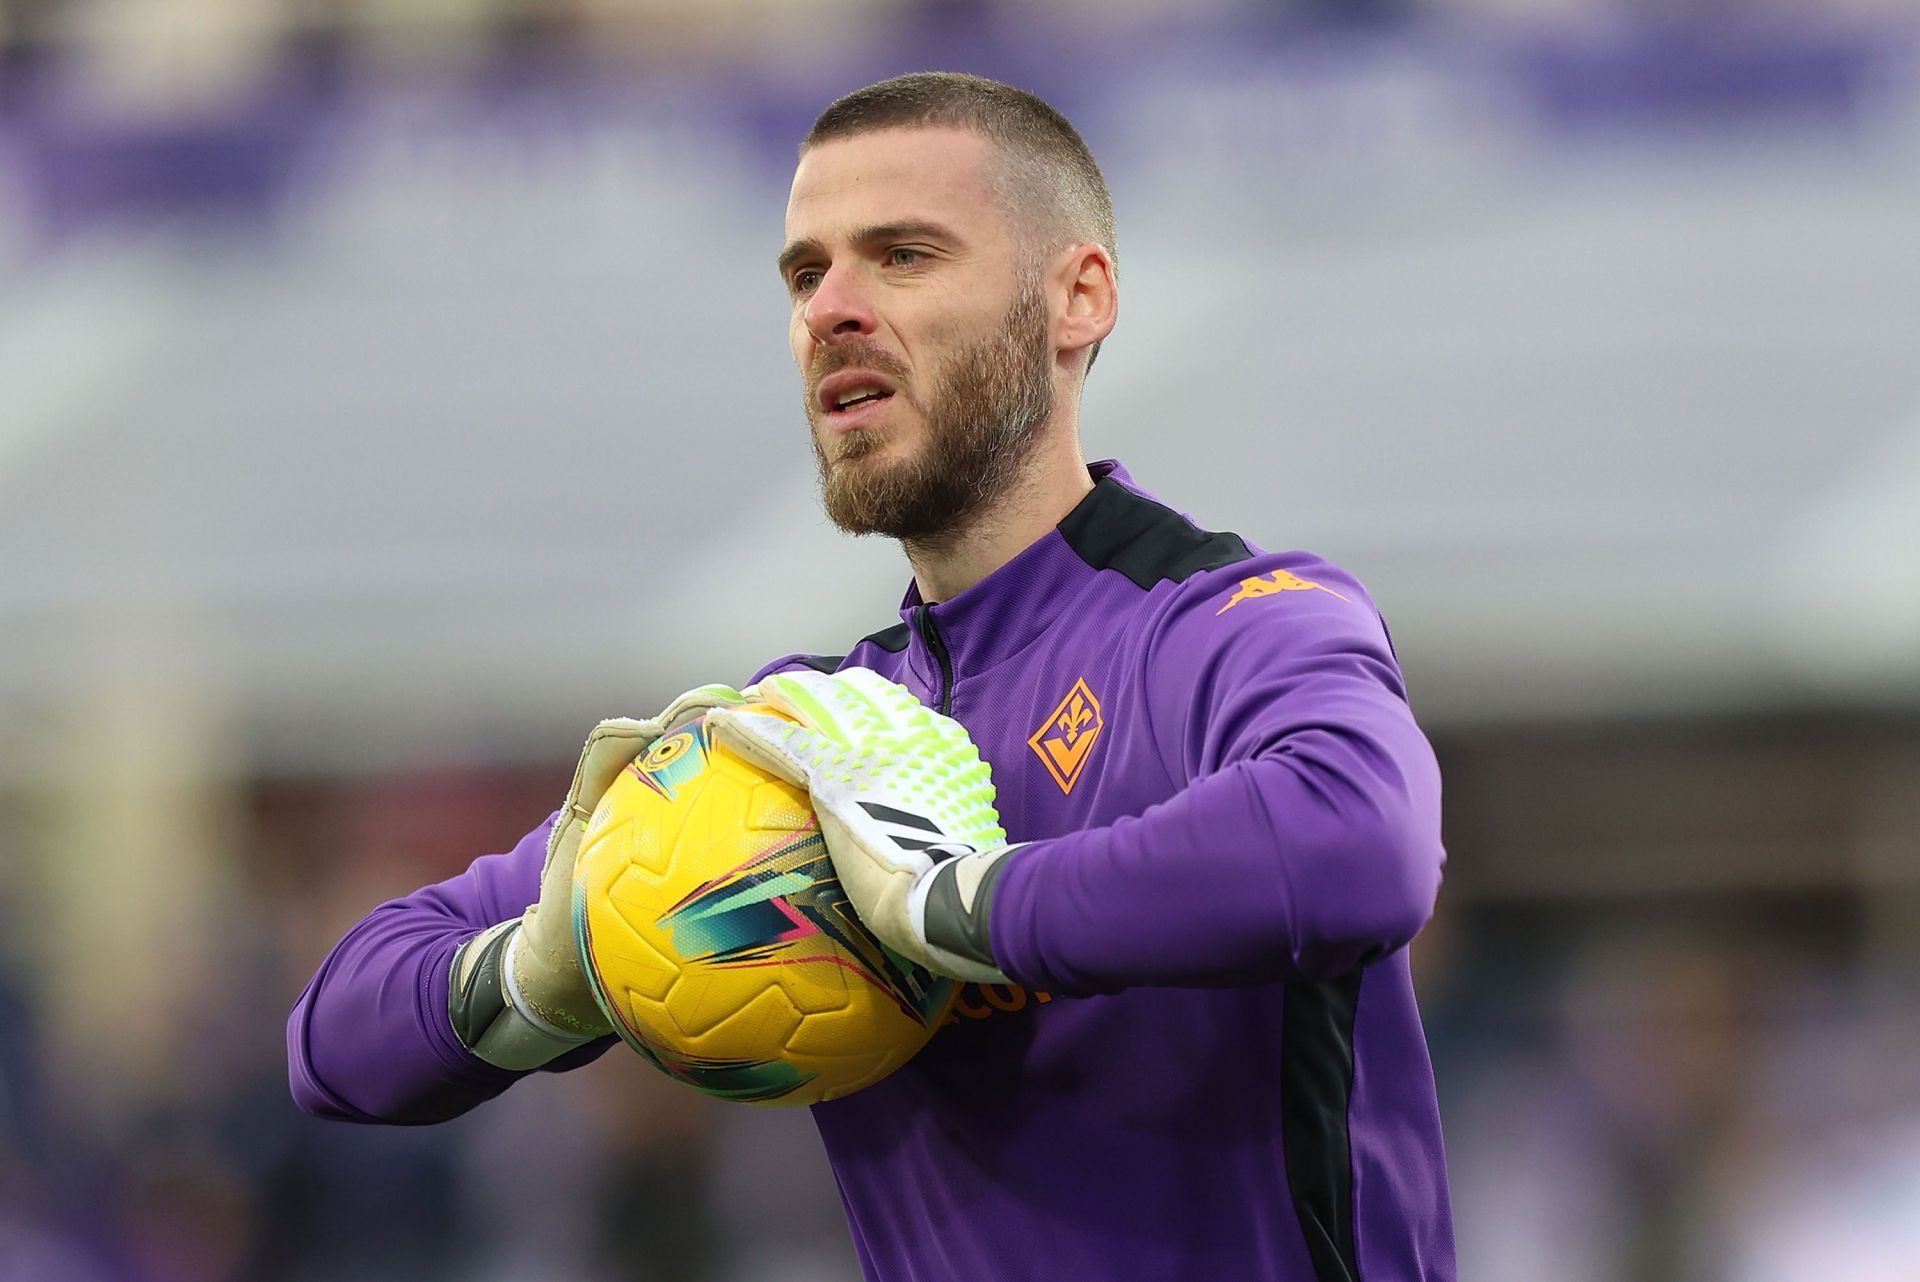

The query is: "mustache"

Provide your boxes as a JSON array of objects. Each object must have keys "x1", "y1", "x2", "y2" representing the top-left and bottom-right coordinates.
[{"x1": 807, "y1": 342, "x2": 911, "y2": 398}]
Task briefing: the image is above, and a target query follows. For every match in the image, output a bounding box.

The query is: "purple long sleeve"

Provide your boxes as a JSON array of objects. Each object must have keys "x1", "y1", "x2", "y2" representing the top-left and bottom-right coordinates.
[
  {"x1": 789, "y1": 462, "x2": 1452, "y2": 1280},
  {"x1": 286, "y1": 812, "x2": 612, "y2": 1123},
  {"x1": 989, "y1": 562, "x2": 1445, "y2": 996},
  {"x1": 285, "y1": 459, "x2": 1455, "y2": 1279}
]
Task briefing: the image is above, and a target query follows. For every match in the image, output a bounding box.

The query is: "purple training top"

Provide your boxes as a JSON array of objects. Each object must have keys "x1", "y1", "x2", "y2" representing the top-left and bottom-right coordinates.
[{"x1": 288, "y1": 459, "x2": 1455, "y2": 1282}]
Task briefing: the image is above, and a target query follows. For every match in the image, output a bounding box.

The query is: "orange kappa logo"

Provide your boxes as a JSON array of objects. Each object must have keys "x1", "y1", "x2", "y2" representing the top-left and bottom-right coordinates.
[
  {"x1": 1215, "y1": 569, "x2": 1352, "y2": 615},
  {"x1": 1028, "y1": 678, "x2": 1104, "y2": 795}
]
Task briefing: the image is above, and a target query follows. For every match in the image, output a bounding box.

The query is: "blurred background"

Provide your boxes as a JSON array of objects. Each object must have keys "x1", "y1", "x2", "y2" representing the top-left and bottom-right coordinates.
[{"x1": 2, "y1": 0, "x2": 1917, "y2": 1278}]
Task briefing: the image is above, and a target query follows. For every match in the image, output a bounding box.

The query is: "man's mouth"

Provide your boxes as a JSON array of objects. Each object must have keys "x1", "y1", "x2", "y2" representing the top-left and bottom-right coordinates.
[
  {"x1": 817, "y1": 369, "x2": 902, "y2": 426},
  {"x1": 827, "y1": 387, "x2": 895, "y2": 417}
]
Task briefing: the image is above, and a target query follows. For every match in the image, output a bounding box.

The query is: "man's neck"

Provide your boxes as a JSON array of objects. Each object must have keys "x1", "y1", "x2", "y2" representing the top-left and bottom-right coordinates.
[{"x1": 902, "y1": 437, "x2": 1093, "y2": 604}]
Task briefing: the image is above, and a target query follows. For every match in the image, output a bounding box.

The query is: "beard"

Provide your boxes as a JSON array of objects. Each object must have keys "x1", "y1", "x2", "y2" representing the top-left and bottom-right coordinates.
[{"x1": 808, "y1": 275, "x2": 1055, "y2": 548}]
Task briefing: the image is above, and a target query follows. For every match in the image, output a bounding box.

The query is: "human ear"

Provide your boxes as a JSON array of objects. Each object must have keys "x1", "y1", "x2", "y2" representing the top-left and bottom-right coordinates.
[{"x1": 1054, "y1": 243, "x2": 1117, "y2": 366}]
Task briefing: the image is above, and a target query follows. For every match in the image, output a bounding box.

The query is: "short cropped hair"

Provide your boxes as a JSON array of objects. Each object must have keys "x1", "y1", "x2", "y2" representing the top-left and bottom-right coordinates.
[{"x1": 804, "y1": 72, "x2": 1116, "y2": 372}]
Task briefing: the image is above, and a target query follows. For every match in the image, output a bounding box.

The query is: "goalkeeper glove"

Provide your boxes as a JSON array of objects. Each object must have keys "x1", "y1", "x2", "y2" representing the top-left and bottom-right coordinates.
[
  {"x1": 449, "y1": 683, "x2": 751, "y2": 1069},
  {"x1": 705, "y1": 668, "x2": 1023, "y2": 984}
]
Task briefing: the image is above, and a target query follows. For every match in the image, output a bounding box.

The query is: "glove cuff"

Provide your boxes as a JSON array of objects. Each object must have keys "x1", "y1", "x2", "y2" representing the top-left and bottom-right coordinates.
[
  {"x1": 448, "y1": 922, "x2": 601, "y2": 1071},
  {"x1": 908, "y1": 844, "x2": 1022, "y2": 984}
]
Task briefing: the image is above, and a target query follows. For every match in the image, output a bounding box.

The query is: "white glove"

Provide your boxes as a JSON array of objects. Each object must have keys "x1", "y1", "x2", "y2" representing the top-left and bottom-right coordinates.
[
  {"x1": 450, "y1": 683, "x2": 752, "y2": 1069},
  {"x1": 705, "y1": 669, "x2": 1022, "y2": 983}
]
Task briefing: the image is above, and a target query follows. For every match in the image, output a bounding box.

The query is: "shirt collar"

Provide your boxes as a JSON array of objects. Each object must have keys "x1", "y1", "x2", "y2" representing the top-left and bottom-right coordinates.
[{"x1": 896, "y1": 459, "x2": 1138, "y2": 678}]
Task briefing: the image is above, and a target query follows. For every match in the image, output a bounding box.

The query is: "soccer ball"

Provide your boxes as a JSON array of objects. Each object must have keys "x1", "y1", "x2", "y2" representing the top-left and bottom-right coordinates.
[{"x1": 571, "y1": 707, "x2": 957, "y2": 1105}]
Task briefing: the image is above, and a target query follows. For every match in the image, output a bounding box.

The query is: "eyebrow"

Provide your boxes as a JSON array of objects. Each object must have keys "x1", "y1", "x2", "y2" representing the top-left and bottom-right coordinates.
[{"x1": 776, "y1": 219, "x2": 963, "y2": 280}]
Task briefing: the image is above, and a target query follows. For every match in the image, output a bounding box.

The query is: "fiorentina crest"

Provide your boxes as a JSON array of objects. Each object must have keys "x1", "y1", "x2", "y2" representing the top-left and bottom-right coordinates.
[{"x1": 1028, "y1": 678, "x2": 1104, "y2": 795}]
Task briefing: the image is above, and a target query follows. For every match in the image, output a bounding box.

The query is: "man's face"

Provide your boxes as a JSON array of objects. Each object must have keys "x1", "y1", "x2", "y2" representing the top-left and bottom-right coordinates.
[{"x1": 780, "y1": 127, "x2": 1055, "y2": 544}]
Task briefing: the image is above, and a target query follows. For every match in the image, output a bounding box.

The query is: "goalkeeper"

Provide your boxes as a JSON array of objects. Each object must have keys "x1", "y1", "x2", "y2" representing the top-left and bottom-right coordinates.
[{"x1": 290, "y1": 72, "x2": 1454, "y2": 1282}]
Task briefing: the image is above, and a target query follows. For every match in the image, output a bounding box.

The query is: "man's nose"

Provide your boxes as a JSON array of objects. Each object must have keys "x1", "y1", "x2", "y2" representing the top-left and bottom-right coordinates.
[{"x1": 803, "y1": 265, "x2": 877, "y2": 343}]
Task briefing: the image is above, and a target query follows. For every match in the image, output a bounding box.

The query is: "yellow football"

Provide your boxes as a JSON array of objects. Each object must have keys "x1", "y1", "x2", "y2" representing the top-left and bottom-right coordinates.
[{"x1": 571, "y1": 706, "x2": 957, "y2": 1105}]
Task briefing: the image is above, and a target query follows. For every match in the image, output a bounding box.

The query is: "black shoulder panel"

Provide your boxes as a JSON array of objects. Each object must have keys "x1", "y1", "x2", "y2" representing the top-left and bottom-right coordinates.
[
  {"x1": 1057, "y1": 477, "x2": 1253, "y2": 589},
  {"x1": 791, "y1": 621, "x2": 911, "y2": 674},
  {"x1": 864, "y1": 622, "x2": 911, "y2": 653}
]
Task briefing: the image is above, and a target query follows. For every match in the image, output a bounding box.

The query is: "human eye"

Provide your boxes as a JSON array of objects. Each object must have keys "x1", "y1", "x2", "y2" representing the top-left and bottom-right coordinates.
[
  {"x1": 791, "y1": 267, "x2": 823, "y2": 295},
  {"x1": 885, "y1": 246, "x2": 924, "y2": 268}
]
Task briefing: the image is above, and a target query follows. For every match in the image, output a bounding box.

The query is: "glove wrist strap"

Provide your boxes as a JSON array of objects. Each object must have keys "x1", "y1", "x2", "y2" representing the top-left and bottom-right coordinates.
[
  {"x1": 909, "y1": 844, "x2": 1022, "y2": 984},
  {"x1": 448, "y1": 922, "x2": 599, "y2": 1071}
]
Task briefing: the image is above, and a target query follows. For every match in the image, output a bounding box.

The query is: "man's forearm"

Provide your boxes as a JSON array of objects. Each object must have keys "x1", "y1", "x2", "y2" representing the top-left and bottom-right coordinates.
[
  {"x1": 286, "y1": 816, "x2": 611, "y2": 1123},
  {"x1": 288, "y1": 901, "x2": 521, "y2": 1123},
  {"x1": 988, "y1": 734, "x2": 1444, "y2": 997}
]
